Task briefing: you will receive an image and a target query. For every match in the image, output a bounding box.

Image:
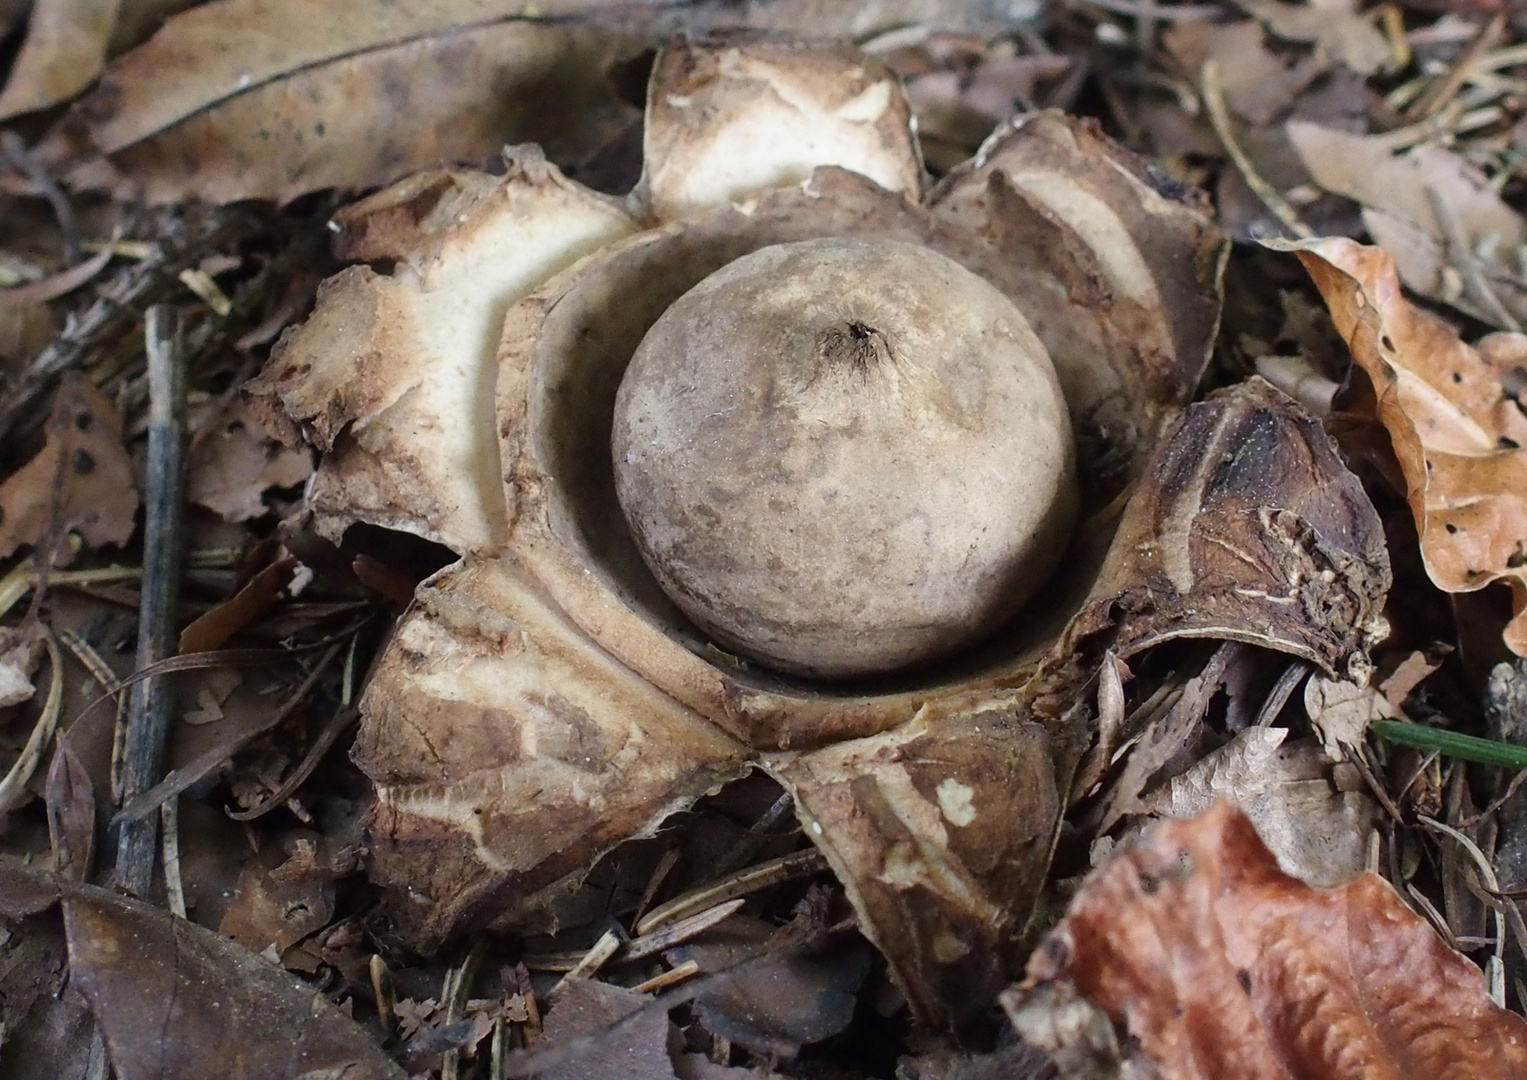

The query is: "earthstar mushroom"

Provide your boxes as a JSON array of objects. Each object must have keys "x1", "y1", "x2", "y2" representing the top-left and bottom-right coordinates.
[{"x1": 248, "y1": 35, "x2": 1236, "y2": 1027}]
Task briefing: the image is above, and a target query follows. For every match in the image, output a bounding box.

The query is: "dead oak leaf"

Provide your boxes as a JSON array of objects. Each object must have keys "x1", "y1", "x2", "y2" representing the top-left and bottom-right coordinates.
[
  {"x1": 0, "y1": 372, "x2": 138, "y2": 558},
  {"x1": 1004, "y1": 802, "x2": 1527, "y2": 1080},
  {"x1": 1273, "y1": 236, "x2": 1527, "y2": 655},
  {"x1": 0, "y1": 0, "x2": 121, "y2": 119}
]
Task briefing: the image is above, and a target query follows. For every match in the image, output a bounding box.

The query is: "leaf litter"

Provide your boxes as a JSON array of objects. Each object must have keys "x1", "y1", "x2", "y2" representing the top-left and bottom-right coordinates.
[{"x1": 3, "y1": 1, "x2": 1527, "y2": 1078}]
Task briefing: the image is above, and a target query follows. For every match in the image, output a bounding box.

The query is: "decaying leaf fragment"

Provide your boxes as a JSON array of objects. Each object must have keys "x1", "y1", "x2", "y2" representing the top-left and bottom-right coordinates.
[
  {"x1": 1276, "y1": 237, "x2": 1527, "y2": 655},
  {"x1": 251, "y1": 34, "x2": 1295, "y2": 1030},
  {"x1": 1004, "y1": 802, "x2": 1527, "y2": 1080},
  {"x1": 0, "y1": 372, "x2": 139, "y2": 558}
]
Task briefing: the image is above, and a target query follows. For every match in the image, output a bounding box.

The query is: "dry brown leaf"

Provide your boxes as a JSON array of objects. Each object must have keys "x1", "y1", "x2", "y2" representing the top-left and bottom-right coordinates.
[
  {"x1": 188, "y1": 397, "x2": 312, "y2": 522},
  {"x1": 178, "y1": 556, "x2": 299, "y2": 654},
  {"x1": 1287, "y1": 124, "x2": 1527, "y2": 328},
  {"x1": 0, "y1": 297, "x2": 56, "y2": 366},
  {"x1": 1275, "y1": 237, "x2": 1527, "y2": 654},
  {"x1": 1004, "y1": 802, "x2": 1527, "y2": 1080},
  {"x1": 1232, "y1": 0, "x2": 1392, "y2": 75},
  {"x1": 1163, "y1": 20, "x2": 1327, "y2": 127},
  {"x1": 1304, "y1": 673, "x2": 1396, "y2": 761},
  {"x1": 46, "y1": 18, "x2": 637, "y2": 205},
  {"x1": 0, "y1": 858, "x2": 405, "y2": 1080},
  {"x1": 0, "y1": 372, "x2": 139, "y2": 558},
  {"x1": 1137, "y1": 729, "x2": 1374, "y2": 888},
  {"x1": 0, "y1": 0, "x2": 198, "y2": 118},
  {"x1": 0, "y1": 0, "x2": 122, "y2": 119},
  {"x1": 25, "y1": 0, "x2": 1028, "y2": 204},
  {"x1": 669, "y1": 915, "x2": 870, "y2": 1056}
]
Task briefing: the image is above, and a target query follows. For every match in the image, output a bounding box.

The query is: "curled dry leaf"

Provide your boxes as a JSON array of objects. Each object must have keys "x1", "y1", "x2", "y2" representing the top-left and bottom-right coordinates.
[
  {"x1": 0, "y1": 372, "x2": 139, "y2": 558},
  {"x1": 248, "y1": 33, "x2": 1392, "y2": 1029},
  {"x1": 1274, "y1": 237, "x2": 1527, "y2": 655},
  {"x1": 1004, "y1": 802, "x2": 1527, "y2": 1080}
]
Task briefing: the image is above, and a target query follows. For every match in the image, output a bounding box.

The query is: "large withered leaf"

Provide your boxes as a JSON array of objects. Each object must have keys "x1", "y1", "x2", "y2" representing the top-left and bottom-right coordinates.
[
  {"x1": 0, "y1": 859, "x2": 404, "y2": 1080},
  {"x1": 0, "y1": 0, "x2": 198, "y2": 118},
  {"x1": 1275, "y1": 237, "x2": 1527, "y2": 655},
  {"x1": 1004, "y1": 802, "x2": 1527, "y2": 1080},
  {"x1": 23, "y1": 0, "x2": 1034, "y2": 204},
  {"x1": 45, "y1": 17, "x2": 638, "y2": 205}
]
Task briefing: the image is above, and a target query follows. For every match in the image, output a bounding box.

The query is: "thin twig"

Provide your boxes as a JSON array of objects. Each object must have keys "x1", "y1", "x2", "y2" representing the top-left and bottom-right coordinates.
[
  {"x1": 224, "y1": 704, "x2": 358, "y2": 821},
  {"x1": 113, "y1": 307, "x2": 187, "y2": 898},
  {"x1": 1, "y1": 133, "x2": 77, "y2": 261},
  {"x1": 0, "y1": 210, "x2": 255, "y2": 445},
  {"x1": 713, "y1": 790, "x2": 797, "y2": 877},
  {"x1": 547, "y1": 929, "x2": 623, "y2": 1002},
  {"x1": 111, "y1": 639, "x2": 346, "y2": 827},
  {"x1": 635, "y1": 849, "x2": 827, "y2": 936},
  {"x1": 55, "y1": 629, "x2": 131, "y2": 801},
  {"x1": 1426, "y1": 184, "x2": 1522, "y2": 331},
  {"x1": 370, "y1": 954, "x2": 398, "y2": 1038},
  {"x1": 632, "y1": 960, "x2": 700, "y2": 995},
  {"x1": 442, "y1": 937, "x2": 489, "y2": 1080},
  {"x1": 1070, "y1": 0, "x2": 1223, "y2": 20},
  {"x1": 1403, "y1": 13, "x2": 1506, "y2": 123},
  {"x1": 1201, "y1": 61, "x2": 1313, "y2": 240},
  {"x1": 161, "y1": 801, "x2": 187, "y2": 917}
]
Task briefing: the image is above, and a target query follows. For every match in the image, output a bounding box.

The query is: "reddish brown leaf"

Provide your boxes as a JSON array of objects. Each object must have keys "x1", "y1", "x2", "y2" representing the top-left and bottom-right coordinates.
[
  {"x1": 177, "y1": 556, "x2": 298, "y2": 654},
  {"x1": 1277, "y1": 237, "x2": 1527, "y2": 655},
  {"x1": 1005, "y1": 803, "x2": 1527, "y2": 1080},
  {"x1": 0, "y1": 372, "x2": 139, "y2": 558}
]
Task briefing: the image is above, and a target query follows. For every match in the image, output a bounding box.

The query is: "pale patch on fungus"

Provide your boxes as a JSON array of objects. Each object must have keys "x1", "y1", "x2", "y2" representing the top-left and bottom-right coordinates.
[{"x1": 935, "y1": 778, "x2": 978, "y2": 827}]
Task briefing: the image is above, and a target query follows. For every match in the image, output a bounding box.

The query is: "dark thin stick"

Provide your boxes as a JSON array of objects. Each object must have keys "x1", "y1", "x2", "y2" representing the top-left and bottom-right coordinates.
[{"x1": 113, "y1": 307, "x2": 187, "y2": 898}]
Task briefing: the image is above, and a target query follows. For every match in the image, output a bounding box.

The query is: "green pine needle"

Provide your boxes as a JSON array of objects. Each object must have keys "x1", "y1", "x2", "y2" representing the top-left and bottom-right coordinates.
[{"x1": 1369, "y1": 719, "x2": 1527, "y2": 770}]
